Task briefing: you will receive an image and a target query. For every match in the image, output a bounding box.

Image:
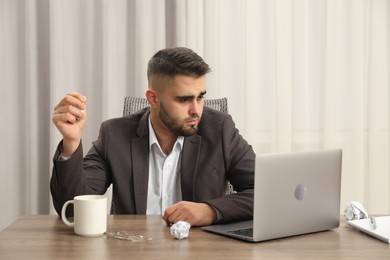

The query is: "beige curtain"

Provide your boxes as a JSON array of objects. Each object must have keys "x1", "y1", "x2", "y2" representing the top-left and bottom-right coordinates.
[{"x1": 1, "y1": 0, "x2": 389, "y2": 230}]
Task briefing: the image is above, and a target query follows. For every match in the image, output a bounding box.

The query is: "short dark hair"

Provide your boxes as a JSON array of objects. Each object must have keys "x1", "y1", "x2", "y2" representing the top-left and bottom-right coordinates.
[{"x1": 147, "y1": 47, "x2": 211, "y2": 82}]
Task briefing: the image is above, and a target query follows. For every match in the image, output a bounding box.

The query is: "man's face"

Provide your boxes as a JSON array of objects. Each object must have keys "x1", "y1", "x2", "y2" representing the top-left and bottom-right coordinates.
[{"x1": 156, "y1": 75, "x2": 206, "y2": 136}]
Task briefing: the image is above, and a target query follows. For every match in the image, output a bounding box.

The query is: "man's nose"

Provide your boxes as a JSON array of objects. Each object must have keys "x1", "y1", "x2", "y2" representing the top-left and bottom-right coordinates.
[{"x1": 189, "y1": 100, "x2": 202, "y2": 115}]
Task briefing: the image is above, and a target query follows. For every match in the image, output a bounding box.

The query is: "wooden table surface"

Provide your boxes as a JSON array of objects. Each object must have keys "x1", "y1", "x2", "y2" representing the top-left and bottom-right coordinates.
[{"x1": 0, "y1": 215, "x2": 389, "y2": 259}]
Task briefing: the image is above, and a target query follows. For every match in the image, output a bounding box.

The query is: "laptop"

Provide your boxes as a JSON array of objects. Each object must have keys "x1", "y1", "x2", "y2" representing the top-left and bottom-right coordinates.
[{"x1": 202, "y1": 149, "x2": 342, "y2": 242}]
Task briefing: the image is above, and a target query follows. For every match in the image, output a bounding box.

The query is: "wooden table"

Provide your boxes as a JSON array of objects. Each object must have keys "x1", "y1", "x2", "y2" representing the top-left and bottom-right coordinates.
[{"x1": 0, "y1": 215, "x2": 389, "y2": 259}]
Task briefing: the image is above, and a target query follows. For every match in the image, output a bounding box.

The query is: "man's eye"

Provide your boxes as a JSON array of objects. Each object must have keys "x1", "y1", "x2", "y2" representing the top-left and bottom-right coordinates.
[
  {"x1": 197, "y1": 95, "x2": 205, "y2": 101},
  {"x1": 179, "y1": 97, "x2": 190, "y2": 102}
]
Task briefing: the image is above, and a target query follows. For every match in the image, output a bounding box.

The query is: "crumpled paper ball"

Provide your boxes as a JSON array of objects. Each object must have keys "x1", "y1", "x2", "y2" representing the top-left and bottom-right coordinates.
[
  {"x1": 344, "y1": 201, "x2": 368, "y2": 221},
  {"x1": 170, "y1": 221, "x2": 191, "y2": 240}
]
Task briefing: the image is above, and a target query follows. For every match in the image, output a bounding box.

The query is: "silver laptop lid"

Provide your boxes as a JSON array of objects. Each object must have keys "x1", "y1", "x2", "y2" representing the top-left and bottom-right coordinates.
[{"x1": 253, "y1": 149, "x2": 342, "y2": 241}]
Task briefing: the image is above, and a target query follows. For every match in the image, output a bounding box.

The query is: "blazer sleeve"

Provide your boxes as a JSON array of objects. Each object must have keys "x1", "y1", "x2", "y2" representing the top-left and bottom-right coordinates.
[
  {"x1": 203, "y1": 114, "x2": 255, "y2": 223},
  {"x1": 50, "y1": 128, "x2": 111, "y2": 217},
  {"x1": 50, "y1": 141, "x2": 87, "y2": 216}
]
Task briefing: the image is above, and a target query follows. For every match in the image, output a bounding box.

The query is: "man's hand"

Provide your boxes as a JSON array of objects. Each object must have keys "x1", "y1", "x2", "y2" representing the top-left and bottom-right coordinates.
[
  {"x1": 162, "y1": 201, "x2": 218, "y2": 227},
  {"x1": 52, "y1": 92, "x2": 87, "y2": 156}
]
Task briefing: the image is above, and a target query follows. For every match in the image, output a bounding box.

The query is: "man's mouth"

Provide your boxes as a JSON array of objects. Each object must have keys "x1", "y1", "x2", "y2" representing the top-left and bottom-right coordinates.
[{"x1": 187, "y1": 118, "x2": 198, "y2": 126}]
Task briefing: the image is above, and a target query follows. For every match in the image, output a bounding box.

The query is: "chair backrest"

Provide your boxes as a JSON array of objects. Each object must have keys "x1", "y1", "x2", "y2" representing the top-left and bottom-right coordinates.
[
  {"x1": 123, "y1": 96, "x2": 228, "y2": 116},
  {"x1": 122, "y1": 96, "x2": 235, "y2": 195}
]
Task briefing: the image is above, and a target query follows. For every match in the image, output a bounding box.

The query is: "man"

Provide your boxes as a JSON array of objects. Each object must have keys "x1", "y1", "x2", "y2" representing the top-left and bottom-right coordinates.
[{"x1": 51, "y1": 47, "x2": 255, "y2": 227}]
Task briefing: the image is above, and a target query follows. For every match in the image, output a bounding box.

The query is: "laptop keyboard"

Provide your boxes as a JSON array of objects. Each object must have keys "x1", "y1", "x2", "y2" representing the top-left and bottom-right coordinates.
[{"x1": 227, "y1": 228, "x2": 253, "y2": 238}]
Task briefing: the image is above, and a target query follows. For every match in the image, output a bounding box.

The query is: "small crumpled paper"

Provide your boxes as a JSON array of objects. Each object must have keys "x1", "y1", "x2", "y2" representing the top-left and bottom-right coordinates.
[
  {"x1": 170, "y1": 221, "x2": 191, "y2": 240},
  {"x1": 344, "y1": 201, "x2": 369, "y2": 221}
]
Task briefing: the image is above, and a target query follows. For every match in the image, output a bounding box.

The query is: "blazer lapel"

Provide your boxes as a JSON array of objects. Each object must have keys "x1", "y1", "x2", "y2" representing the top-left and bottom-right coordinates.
[
  {"x1": 131, "y1": 111, "x2": 150, "y2": 214},
  {"x1": 181, "y1": 134, "x2": 202, "y2": 201}
]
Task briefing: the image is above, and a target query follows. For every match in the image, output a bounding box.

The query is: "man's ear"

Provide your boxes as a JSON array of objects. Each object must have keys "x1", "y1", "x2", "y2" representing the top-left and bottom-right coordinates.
[{"x1": 145, "y1": 89, "x2": 158, "y2": 108}]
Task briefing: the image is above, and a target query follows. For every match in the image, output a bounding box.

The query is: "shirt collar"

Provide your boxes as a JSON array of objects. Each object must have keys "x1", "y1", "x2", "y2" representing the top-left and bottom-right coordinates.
[{"x1": 148, "y1": 116, "x2": 184, "y2": 152}]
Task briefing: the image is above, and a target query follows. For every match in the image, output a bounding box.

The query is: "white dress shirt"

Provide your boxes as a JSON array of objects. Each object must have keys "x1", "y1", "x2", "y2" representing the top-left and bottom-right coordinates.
[{"x1": 146, "y1": 116, "x2": 184, "y2": 215}]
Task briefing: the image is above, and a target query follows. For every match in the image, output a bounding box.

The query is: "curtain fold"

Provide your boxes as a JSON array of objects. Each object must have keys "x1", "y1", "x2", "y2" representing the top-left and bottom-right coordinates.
[{"x1": 1, "y1": 0, "x2": 389, "y2": 230}]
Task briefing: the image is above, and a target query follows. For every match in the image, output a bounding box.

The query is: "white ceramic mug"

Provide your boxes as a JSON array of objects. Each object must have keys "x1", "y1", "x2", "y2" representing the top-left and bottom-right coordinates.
[{"x1": 61, "y1": 195, "x2": 107, "y2": 236}]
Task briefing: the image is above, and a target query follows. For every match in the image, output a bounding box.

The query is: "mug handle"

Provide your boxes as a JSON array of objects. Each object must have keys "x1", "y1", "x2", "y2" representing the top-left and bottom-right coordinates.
[{"x1": 61, "y1": 200, "x2": 75, "y2": 227}]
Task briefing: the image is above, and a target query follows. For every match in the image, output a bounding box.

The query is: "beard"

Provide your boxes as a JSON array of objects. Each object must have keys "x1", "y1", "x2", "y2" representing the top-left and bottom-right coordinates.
[{"x1": 158, "y1": 102, "x2": 200, "y2": 137}]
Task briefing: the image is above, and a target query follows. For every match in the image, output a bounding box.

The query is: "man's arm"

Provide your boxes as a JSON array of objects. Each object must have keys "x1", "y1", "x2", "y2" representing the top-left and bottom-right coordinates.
[
  {"x1": 202, "y1": 112, "x2": 256, "y2": 223},
  {"x1": 50, "y1": 141, "x2": 86, "y2": 216}
]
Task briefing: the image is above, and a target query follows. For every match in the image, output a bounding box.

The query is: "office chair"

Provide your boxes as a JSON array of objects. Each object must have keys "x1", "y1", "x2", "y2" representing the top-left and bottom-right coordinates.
[{"x1": 123, "y1": 96, "x2": 228, "y2": 116}]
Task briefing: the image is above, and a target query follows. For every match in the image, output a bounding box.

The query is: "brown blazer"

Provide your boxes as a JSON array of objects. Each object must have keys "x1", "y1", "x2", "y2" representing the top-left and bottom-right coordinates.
[{"x1": 51, "y1": 107, "x2": 255, "y2": 223}]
